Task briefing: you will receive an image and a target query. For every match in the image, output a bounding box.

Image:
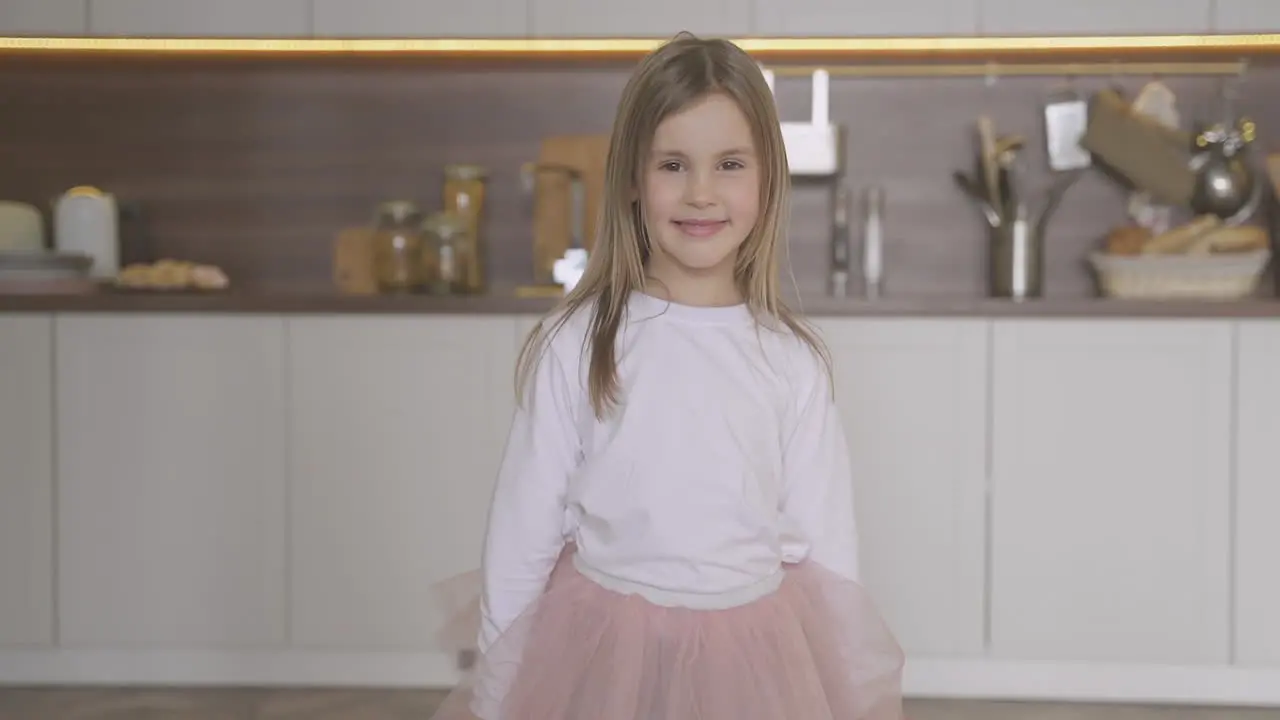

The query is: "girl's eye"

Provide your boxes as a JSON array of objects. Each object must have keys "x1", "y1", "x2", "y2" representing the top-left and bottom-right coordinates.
[
  {"x1": 659, "y1": 161, "x2": 683, "y2": 172},
  {"x1": 720, "y1": 159, "x2": 745, "y2": 170}
]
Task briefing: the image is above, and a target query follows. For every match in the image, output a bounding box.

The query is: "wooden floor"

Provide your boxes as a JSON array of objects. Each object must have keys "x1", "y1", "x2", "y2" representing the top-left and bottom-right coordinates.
[{"x1": 0, "y1": 689, "x2": 1278, "y2": 720}]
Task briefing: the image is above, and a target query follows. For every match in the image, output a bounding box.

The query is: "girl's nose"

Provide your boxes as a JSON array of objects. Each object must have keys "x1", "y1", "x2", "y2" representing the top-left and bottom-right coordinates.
[{"x1": 683, "y1": 172, "x2": 715, "y2": 206}]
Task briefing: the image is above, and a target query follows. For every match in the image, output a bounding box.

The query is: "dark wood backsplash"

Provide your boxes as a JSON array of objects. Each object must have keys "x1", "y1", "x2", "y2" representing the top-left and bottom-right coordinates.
[{"x1": 2, "y1": 54, "x2": 1278, "y2": 298}]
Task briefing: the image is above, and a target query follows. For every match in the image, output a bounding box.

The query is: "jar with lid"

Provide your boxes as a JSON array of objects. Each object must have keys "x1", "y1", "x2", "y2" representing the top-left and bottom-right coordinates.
[
  {"x1": 370, "y1": 200, "x2": 426, "y2": 293},
  {"x1": 420, "y1": 210, "x2": 472, "y2": 295},
  {"x1": 442, "y1": 164, "x2": 488, "y2": 293}
]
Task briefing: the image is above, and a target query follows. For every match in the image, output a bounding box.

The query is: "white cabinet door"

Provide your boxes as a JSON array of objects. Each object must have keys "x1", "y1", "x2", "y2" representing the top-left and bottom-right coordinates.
[
  {"x1": 88, "y1": 0, "x2": 309, "y2": 36},
  {"x1": 754, "y1": 0, "x2": 977, "y2": 37},
  {"x1": 979, "y1": 0, "x2": 1211, "y2": 35},
  {"x1": 989, "y1": 320, "x2": 1231, "y2": 665},
  {"x1": 816, "y1": 319, "x2": 988, "y2": 658},
  {"x1": 287, "y1": 316, "x2": 518, "y2": 655},
  {"x1": 0, "y1": 0, "x2": 88, "y2": 35},
  {"x1": 56, "y1": 314, "x2": 288, "y2": 647},
  {"x1": 1234, "y1": 321, "x2": 1280, "y2": 666},
  {"x1": 313, "y1": 0, "x2": 526, "y2": 37},
  {"x1": 1214, "y1": 0, "x2": 1280, "y2": 32},
  {"x1": 0, "y1": 315, "x2": 54, "y2": 647},
  {"x1": 531, "y1": 0, "x2": 750, "y2": 38}
]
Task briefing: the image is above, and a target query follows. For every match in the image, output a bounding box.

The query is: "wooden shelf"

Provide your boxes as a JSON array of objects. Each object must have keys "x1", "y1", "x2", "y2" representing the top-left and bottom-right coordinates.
[
  {"x1": 5, "y1": 290, "x2": 1280, "y2": 319},
  {"x1": 2, "y1": 34, "x2": 1280, "y2": 64}
]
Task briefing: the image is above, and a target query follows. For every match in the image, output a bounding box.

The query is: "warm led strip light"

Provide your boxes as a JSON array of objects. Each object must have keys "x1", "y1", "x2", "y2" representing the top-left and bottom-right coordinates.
[{"x1": 0, "y1": 34, "x2": 1278, "y2": 59}]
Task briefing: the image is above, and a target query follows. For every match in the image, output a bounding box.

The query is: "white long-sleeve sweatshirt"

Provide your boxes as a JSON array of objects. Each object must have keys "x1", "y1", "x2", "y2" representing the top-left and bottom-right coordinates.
[{"x1": 476, "y1": 291, "x2": 861, "y2": 653}]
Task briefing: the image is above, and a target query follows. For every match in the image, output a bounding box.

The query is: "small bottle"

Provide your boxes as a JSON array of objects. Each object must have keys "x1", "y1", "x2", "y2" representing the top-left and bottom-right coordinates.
[{"x1": 862, "y1": 186, "x2": 885, "y2": 299}]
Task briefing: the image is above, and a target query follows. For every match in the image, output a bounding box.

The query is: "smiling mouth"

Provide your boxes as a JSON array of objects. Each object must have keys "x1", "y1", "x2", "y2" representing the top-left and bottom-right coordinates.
[{"x1": 674, "y1": 219, "x2": 728, "y2": 238}]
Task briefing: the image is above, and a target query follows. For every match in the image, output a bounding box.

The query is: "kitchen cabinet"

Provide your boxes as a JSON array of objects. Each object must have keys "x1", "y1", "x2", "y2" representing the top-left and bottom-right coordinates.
[
  {"x1": 88, "y1": 0, "x2": 309, "y2": 37},
  {"x1": 753, "y1": 0, "x2": 978, "y2": 37},
  {"x1": 8, "y1": 309, "x2": 1280, "y2": 703},
  {"x1": 55, "y1": 314, "x2": 288, "y2": 647},
  {"x1": 0, "y1": 315, "x2": 55, "y2": 647},
  {"x1": 979, "y1": 0, "x2": 1212, "y2": 35},
  {"x1": 818, "y1": 319, "x2": 988, "y2": 658},
  {"x1": 988, "y1": 320, "x2": 1232, "y2": 665},
  {"x1": 0, "y1": 0, "x2": 88, "y2": 35},
  {"x1": 530, "y1": 0, "x2": 750, "y2": 38},
  {"x1": 286, "y1": 316, "x2": 517, "y2": 655},
  {"x1": 1234, "y1": 321, "x2": 1280, "y2": 666},
  {"x1": 312, "y1": 0, "x2": 526, "y2": 38},
  {"x1": 1214, "y1": 0, "x2": 1280, "y2": 33}
]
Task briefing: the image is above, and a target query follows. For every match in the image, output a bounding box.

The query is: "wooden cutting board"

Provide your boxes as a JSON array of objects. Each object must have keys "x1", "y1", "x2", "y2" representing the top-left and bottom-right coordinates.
[{"x1": 531, "y1": 134, "x2": 610, "y2": 284}]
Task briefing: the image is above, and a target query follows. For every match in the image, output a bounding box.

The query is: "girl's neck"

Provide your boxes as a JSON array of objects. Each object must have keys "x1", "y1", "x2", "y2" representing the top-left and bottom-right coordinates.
[{"x1": 642, "y1": 271, "x2": 742, "y2": 308}]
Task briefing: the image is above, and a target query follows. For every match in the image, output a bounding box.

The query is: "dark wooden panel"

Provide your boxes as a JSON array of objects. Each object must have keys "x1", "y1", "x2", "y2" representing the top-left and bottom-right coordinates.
[{"x1": 2, "y1": 54, "x2": 1277, "y2": 297}]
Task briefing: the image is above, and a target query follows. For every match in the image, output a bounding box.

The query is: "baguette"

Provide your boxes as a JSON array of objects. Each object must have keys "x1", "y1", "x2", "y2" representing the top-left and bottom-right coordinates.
[
  {"x1": 1140, "y1": 215, "x2": 1222, "y2": 255},
  {"x1": 1210, "y1": 225, "x2": 1269, "y2": 253}
]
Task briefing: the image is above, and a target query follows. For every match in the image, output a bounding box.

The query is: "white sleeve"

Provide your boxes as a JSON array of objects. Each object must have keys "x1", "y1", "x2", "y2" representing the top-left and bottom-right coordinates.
[
  {"x1": 778, "y1": 353, "x2": 861, "y2": 582},
  {"x1": 477, "y1": 343, "x2": 580, "y2": 653}
]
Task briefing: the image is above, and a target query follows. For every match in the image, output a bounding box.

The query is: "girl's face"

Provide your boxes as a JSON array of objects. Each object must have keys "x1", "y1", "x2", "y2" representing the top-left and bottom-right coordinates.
[{"x1": 639, "y1": 92, "x2": 761, "y2": 303}]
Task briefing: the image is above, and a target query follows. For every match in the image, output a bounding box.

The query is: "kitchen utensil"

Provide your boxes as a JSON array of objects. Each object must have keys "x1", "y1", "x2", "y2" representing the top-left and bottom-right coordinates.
[
  {"x1": 1080, "y1": 89, "x2": 1195, "y2": 206},
  {"x1": 861, "y1": 185, "x2": 885, "y2": 299},
  {"x1": 829, "y1": 180, "x2": 850, "y2": 297},
  {"x1": 952, "y1": 171, "x2": 1002, "y2": 226},
  {"x1": 1043, "y1": 87, "x2": 1091, "y2": 172},
  {"x1": 976, "y1": 116, "x2": 1001, "y2": 211},
  {"x1": 53, "y1": 185, "x2": 119, "y2": 278},
  {"x1": 990, "y1": 202, "x2": 1041, "y2": 300},
  {"x1": 768, "y1": 68, "x2": 844, "y2": 177},
  {"x1": 984, "y1": 169, "x2": 1081, "y2": 300},
  {"x1": 0, "y1": 201, "x2": 44, "y2": 252},
  {"x1": 528, "y1": 134, "x2": 609, "y2": 285},
  {"x1": 1034, "y1": 169, "x2": 1082, "y2": 242},
  {"x1": 1125, "y1": 81, "x2": 1181, "y2": 234}
]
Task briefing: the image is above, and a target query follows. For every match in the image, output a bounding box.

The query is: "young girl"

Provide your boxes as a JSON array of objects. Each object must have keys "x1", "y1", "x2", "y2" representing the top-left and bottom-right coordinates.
[{"x1": 431, "y1": 32, "x2": 906, "y2": 720}]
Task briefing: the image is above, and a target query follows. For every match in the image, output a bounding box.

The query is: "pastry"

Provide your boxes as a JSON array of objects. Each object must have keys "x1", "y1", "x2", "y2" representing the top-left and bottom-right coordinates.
[{"x1": 1104, "y1": 225, "x2": 1152, "y2": 256}]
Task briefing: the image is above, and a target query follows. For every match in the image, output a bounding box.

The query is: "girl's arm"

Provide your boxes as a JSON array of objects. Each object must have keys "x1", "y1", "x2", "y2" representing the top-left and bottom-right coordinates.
[
  {"x1": 478, "y1": 344, "x2": 580, "y2": 653},
  {"x1": 778, "y1": 354, "x2": 861, "y2": 583}
]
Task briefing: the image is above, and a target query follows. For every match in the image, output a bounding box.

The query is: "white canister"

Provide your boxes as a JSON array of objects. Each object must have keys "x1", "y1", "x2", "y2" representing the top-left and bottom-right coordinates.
[{"x1": 54, "y1": 186, "x2": 119, "y2": 278}]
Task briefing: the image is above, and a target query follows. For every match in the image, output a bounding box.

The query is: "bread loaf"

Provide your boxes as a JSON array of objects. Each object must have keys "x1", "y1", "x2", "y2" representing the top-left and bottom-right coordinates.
[
  {"x1": 1139, "y1": 215, "x2": 1221, "y2": 255},
  {"x1": 1203, "y1": 225, "x2": 1269, "y2": 254}
]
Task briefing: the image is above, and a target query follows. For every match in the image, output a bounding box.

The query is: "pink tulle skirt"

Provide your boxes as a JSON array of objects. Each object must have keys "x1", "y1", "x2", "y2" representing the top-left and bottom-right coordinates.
[{"x1": 430, "y1": 548, "x2": 906, "y2": 720}]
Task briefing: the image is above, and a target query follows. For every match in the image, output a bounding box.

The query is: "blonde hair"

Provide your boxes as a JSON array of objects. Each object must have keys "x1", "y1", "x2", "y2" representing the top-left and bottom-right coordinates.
[{"x1": 516, "y1": 32, "x2": 830, "y2": 418}]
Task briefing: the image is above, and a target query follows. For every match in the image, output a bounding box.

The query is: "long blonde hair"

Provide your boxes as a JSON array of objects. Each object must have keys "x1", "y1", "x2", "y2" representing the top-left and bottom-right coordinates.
[{"x1": 516, "y1": 32, "x2": 830, "y2": 418}]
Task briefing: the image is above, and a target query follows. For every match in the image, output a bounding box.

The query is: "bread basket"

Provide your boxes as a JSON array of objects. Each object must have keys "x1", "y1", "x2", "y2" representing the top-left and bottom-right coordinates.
[{"x1": 1089, "y1": 249, "x2": 1271, "y2": 299}]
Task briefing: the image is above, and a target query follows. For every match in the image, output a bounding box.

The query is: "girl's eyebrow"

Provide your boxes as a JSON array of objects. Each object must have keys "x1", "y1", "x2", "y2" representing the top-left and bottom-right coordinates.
[{"x1": 651, "y1": 147, "x2": 756, "y2": 158}]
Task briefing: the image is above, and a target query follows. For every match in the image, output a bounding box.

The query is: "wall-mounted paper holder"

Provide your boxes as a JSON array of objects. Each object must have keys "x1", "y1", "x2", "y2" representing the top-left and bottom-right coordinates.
[{"x1": 761, "y1": 66, "x2": 844, "y2": 178}]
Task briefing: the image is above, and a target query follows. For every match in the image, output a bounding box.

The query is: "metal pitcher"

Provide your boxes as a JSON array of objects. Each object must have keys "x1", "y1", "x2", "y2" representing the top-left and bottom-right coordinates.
[{"x1": 1188, "y1": 116, "x2": 1262, "y2": 224}]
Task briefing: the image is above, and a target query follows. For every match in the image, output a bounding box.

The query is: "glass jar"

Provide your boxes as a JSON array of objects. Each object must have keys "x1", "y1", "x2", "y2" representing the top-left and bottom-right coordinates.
[
  {"x1": 421, "y1": 210, "x2": 472, "y2": 295},
  {"x1": 442, "y1": 164, "x2": 488, "y2": 293},
  {"x1": 370, "y1": 200, "x2": 426, "y2": 293}
]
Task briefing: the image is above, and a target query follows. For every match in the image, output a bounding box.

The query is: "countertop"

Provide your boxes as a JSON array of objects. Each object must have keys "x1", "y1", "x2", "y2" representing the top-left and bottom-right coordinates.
[{"x1": 6, "y1": 289, "x2": 1280, "y2": 318}]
